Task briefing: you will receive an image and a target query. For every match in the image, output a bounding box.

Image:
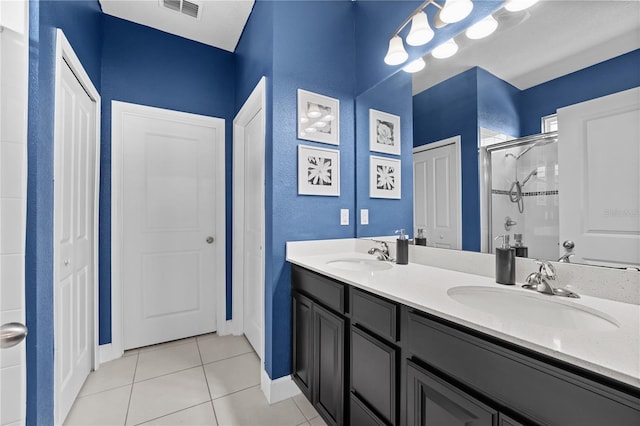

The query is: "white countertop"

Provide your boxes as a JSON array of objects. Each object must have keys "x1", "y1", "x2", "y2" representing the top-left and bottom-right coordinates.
[{"x1": 286, "y1": 239, "x2": 640, "y2": 389}]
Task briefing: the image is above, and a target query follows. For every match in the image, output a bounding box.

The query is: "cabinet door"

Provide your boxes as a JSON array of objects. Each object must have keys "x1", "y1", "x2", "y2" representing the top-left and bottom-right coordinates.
[
  {"x1": 293, "y1": 292, "x2": 313, "y2": 399},
  {"x1": 351, "y1": 326, "x2": 397, "y2": 424},
  {"x1": 406, "y1": 361, "x2": 496, "y2": 426},
  {"x1": 313, "y1": 303, "x2": 345, "y2": 426}
]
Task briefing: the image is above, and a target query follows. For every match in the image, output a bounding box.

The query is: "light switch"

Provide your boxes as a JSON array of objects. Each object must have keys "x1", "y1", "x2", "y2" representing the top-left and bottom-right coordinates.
[
  {"x1": 360, "y1": 209, "x2": 369, "y2": 225},
  {"x1": 340, "y1": 209, "x2": 349, "y2": 225}
]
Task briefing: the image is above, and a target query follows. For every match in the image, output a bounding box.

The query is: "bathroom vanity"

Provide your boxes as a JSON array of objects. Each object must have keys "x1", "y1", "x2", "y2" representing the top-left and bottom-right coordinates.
[{"x1": 287, "y1": 239, "x2": 640, "y2": 426}]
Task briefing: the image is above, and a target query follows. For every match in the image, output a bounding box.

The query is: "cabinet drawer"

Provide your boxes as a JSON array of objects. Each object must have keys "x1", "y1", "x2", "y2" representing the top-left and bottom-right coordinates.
[
  {"x1": 406, "y1": 309, "x2": 640, "y2": 425},
  {"x1": 351, "y1": 326, "x2": 397, "y2": 425},
  {"x1": 350, "y1": 287, "x2": 398, "y2": 342},
  {"x1": 350, "y1": 393, "x2": 387, "y2": 426},
  {"x1": 292, "y1": 265, "x2": 345, "y2": 313}
]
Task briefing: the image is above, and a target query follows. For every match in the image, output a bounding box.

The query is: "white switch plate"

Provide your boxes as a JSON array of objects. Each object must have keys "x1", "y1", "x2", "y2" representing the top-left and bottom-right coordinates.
[
  {"x1": 360, "y1": 209, "x2": 369, "y2": 225},
  {"x1": 340, "y1": 209, "x2": 349, "y2": 225}
]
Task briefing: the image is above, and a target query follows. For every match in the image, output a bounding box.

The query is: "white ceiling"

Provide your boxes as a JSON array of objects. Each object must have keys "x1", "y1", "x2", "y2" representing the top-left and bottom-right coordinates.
[
  {"x1": 412, "y1": 0, "x2": 640, "y2": 94},
  {"x1": 99, "y1": 0, "x2": 255, "y2": 52}
]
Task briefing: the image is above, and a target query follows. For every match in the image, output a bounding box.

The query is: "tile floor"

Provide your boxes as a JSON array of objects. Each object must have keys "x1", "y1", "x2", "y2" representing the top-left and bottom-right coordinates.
[{"x1": 64, "y1": 334, "x2": 326, "y2": 426}]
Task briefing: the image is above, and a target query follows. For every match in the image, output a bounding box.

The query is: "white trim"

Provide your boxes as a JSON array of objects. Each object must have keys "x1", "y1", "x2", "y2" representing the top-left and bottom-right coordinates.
[
  {"x1": 53, "y1": 28, "x2": 101, "y2": 422},
  {"x1": 111, "y1": 101, "x2": 226, "y2": 353},
  {"x1": 232, "y1": 77, "x2": 267, "y2": 384},
  {"x1": 260, "y1": 370, "x2": 301, "y2": 405},
  {"x1": 412, "y1": 135, "x2": 463, "y2": 250},
  {"x1": 98, "y1": 343, "x2": 120, "y2": 364}
]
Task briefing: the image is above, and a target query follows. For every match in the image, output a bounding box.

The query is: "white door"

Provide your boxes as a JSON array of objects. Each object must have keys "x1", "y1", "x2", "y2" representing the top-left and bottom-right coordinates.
[
  {"x1": 117, "y1": 103, "x2": 225, "y2": 350},
  {"x1": 242, "y1": 110, "x2": 264, "y2": 357},
  {"x1": 413, "y1": 136, "x2": 462, "y2": 249},
  {"x1": 558, "y1": 87, "x2": 640, "y2": 268},
  {"x1": 54, "y1": 61, "x2": 96, "y2": 421},
  {"x1": 1, "y1": 1, "x2": 28, "y2": 424}
]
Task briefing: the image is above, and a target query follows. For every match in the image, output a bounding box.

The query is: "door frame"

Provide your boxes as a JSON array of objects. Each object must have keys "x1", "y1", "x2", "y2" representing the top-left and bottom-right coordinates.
[
  {"x1": 53, "y1": 28, "x2": 101, "y2": 421},
  {"x1": 232, "y1": 77, "x2": 266, "y2": 345},
  {"x1": 110, "y1": 101, "x2": 227, "y2": 358},
  {"x1": 412, "y1": 135, "x2": 462, "y2": 250}
]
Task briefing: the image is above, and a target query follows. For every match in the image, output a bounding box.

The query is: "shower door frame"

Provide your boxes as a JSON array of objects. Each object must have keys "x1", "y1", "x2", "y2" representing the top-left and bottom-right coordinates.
[{"x1": 482, "y1": 131, "x2": 558, "y2": 253}]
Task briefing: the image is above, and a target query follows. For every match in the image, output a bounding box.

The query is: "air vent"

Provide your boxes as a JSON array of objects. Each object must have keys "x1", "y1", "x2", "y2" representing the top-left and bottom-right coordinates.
[{"x1": 160, "y1": 0, "x2": 202, "y2": 19}]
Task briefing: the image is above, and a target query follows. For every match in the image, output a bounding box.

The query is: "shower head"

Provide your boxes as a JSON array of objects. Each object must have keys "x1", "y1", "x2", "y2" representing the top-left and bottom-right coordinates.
[{"x1": 522, "y1": 168, "x2": 538, "y2": 186}]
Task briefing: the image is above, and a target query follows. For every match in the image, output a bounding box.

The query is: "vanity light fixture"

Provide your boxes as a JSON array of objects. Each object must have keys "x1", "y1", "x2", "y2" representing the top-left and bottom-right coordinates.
[
  {"x1": 403, "y1": 57, "x2": 426, "y2": 73},
  {"x1": 465, "y1": 14, "x2": 498, "y2": 39},
  {"x1": 406, "y1": 11, "x2": 434, "y2": 46},
  {"x1": 504, "y1": 0, "x2": 539, "y2": 12},
  {"x1": 383, "y1": 0, "x2": 472, "y2": 67},
  {"x1": 437, "y1": 0, "x2": 473, "y2": 24},
  {"x1": 431, "y1": 38, "x2": 458, "y2": 58}
]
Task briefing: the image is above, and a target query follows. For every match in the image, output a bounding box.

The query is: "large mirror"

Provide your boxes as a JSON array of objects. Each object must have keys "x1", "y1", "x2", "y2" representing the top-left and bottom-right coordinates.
[{"x1": 355, "y1": 0, "x2": 640, "y2": 269}]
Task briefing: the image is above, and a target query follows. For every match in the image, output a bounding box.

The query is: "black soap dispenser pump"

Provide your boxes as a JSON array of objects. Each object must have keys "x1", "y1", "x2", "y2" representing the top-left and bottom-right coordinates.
[
  {"x1": 395, "y1": 229, "x2": 409, "y2": 265},
  {"x1": 494, "y1": 235, "x2": 515, "y2": 285},
  {"x1": 415, "y1": 228, "x2": 427, "y2": 246}
]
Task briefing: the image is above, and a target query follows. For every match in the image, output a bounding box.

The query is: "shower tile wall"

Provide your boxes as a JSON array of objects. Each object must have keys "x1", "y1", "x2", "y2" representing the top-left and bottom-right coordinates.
[{"x1": 490, "y1": 141, "x2": 559, "y2": 260}]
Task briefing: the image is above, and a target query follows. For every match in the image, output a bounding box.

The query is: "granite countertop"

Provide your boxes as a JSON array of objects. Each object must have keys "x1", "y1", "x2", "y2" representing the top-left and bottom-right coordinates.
[{"x1": 286, "y1": 239, "x2": 640, "y2": 390}]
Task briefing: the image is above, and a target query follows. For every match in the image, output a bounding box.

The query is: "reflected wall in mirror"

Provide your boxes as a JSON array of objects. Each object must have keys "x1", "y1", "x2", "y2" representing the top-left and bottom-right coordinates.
[{"x1": 356, "y1": 0, "x2": 640, "y2": 269}]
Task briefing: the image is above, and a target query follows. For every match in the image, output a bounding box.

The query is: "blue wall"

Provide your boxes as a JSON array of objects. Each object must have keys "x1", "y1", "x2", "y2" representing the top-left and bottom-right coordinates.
[
  {"x1": 26, "y1": 1, "x2": 103, "y2": 423},
  {"x1": 519, "y1": 49, "x2": 640, "y2": 136},
  {"x1": 267, "y1": 0, "x2": 357, "y2": 379},
  {"x1": 356, "y1": 71, "x2": 414, "y2": 237},
  {"x1": 477, "y1": 67, "x2": 520, "y2": 138},
  {"x1": 99, "y1": 15, "x2": 236, "y2": 343},
  {"x1": 413, "y1": 68, "x2": 481, "y2": 251}
]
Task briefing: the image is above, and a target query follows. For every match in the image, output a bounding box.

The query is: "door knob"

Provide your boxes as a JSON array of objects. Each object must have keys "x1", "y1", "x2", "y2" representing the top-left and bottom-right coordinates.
[
  {"x1": 206, "y1": 236, "x2": 214, "y2": 244},
  {"x1": 64, "y1": 259, "x2": 71, "y2": 266},
  {"x1": 563, "y1": 240, "x2": 575, "y2": 250},
  {"x1": 1, "y1": 322, "x2": 28, "y2": 349}
]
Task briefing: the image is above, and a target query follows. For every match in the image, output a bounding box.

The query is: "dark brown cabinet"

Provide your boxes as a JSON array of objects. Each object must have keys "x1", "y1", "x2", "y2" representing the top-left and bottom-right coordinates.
[
  {"x1": 291, "y1": 265, "x2": 640, "y2": 426},
  {"x1": 406, "y1": 360, "x2": 497, "y2": 426},
  {"x1": 292, "y1": 266, "x2": 346, "y2": 426}
]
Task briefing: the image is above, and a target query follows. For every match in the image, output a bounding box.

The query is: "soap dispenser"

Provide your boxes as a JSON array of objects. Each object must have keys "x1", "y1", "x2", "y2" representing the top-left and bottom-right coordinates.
[
  {"x1": 415, "y1": 228, "x2": 427, "y2": 246},
  {"x1": 395, "y1": 229, "x2": 409, "y2": 265},
  {"x1": 512, "y1": 233, "x2": 529, "y2": 258},
  {"x1": 494, "y1": 235, "x2": 515, "y2": 285}
]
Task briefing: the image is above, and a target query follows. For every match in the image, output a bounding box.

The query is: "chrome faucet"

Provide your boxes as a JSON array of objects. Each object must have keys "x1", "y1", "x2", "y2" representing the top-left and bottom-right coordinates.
[
  {"x1": 557, "y1": 253, "x2": 575, "y2": 263},
  {"x1": 522, "y1": 260, "x2": 579, "y2": 298},
  {"x1": 368, "y1": 241, "x2": 394, "y2": 261}
]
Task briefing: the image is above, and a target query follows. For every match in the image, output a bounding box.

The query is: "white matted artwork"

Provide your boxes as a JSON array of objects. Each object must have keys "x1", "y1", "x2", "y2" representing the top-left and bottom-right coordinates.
[
  {"x1": 297, "y1": 89, "x2": 340, "y2": 145},
  {"x1": 370, "y1": 109, "x2": 400, "y2": 155},
  {"x1": 370, "y1": 155, "x2": 401, "y2": 199},
  {"x1": 298, "y1": 144, "x2": 340, "y2": 196}
]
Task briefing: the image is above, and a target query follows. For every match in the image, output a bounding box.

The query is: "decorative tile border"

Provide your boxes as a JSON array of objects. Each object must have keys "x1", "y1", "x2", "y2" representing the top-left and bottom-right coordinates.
[{"x1": 492, "y1": 189, "x2": 558, "y2": 197}]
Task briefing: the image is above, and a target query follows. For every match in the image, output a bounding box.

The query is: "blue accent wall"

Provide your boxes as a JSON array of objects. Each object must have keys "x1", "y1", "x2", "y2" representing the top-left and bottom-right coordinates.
[
  {"x1": 268, "y1": 0, "x2": 357, "y2": 379},
  {"x1": 477, "y1": 67, "x2": 520, "y2": 138},
  {"x1": 99, "y1": 15, "x2": 236, "y2": 343},
  {"x1": 519, "y1": 49, "x2": 640, "y2": 136},
  {"x1": 26, "y1": 1, "x2": 102, "y2": 423},
  {"x1": 413, "y1": 68, "x2": 481, "y2": 251},
  {"x1": 356, "y1": 71, "x2": 414, "y2": 237}
]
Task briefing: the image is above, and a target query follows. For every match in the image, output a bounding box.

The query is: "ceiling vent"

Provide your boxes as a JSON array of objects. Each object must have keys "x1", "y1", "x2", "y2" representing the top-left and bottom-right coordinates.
[{"x1": 160, "y1": 0, "x2": 202, "y2": 19}]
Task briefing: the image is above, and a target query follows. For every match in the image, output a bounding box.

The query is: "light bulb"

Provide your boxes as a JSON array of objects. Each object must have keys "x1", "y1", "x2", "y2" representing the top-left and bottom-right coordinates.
[
  {"x1": 313, "y1": 121, "x2": 327, "y2": 128},
  {"x1": 403, "y1": 58, "x2": 426, "y2": 73},
  {"x1": 406, "y1": 11, "x2": 434, "y2": 46},
  {"x1": 322, "y1": 114, "x2": 335, "y2": 122},
  {"x1": 504, "y1": 0, "x2": 539, "y2": 12},
  {"x1": 432, "y1": 38, "x2": 458, "y2": 59},
  {"x1": 304, "y1": 127, "x2": 317, "y2": 133},
  {"x1": 439, "y1": 0, "x2": 473, "y2": 24},
  {"x1": 307, "y1": 103, "x2": 322, "y2": 119},
  {"x1": 384, "y1": 35, "x2": 408, "y2": 66},
  {"x1": 465, "y1": 15, "x2": 498, "y2": 40},
  {"x1": 300, "y1": 116, "x2": 309, "y2": 123}
]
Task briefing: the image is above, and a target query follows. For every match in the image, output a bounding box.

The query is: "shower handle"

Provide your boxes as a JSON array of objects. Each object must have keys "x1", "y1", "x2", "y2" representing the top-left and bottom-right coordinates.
[{"x1": 504, "y1": 216, "x2": 517, "y2": 231}]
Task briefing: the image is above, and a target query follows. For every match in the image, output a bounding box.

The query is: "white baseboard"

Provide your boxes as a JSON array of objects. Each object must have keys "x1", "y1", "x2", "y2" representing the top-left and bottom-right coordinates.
[
  {"x1": 261, "y1": 369, "x2": 300, "y2": 404},
  {"x1": 99, "y1": 343, "x2": 123, "y2": 365},
  {"x1": 216, "y1": 320, "x2": 235, "y2": 336}
]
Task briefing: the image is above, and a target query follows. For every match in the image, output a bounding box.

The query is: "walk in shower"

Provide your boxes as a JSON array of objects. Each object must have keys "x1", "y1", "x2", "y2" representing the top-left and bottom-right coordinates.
[{"x1": 484, "y1": 132, "x2": 559, "y2": 259}]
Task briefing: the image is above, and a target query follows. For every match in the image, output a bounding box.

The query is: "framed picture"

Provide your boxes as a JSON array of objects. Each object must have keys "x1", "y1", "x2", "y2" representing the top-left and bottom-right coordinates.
[
  {"x1": 369, "y1": 109, "x2": 400, "y2": 155},
  {"x1": 370, "y1": 155, "x2": 401, "y2": 199},
  {"x1": 298, "y1": 145, "x2": 340, "y2": 196},
  {"x1": 298, "y1": 89, "x2": 340, "y2": 145}
]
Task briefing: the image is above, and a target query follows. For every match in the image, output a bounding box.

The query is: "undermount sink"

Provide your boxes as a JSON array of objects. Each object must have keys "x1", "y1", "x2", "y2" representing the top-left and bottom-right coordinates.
[
  {"x1": 447, "y1": 286, "x2": 620, "y2": 331},
  {"x1": 326, "y1": 258, "x2": 393, "y2": 272}
]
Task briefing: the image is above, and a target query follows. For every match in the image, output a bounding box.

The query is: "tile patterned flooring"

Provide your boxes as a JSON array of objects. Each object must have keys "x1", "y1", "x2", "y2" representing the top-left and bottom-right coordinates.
[{"x1": 64, "y1": 334, "x2": 325, "y2": 426}]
